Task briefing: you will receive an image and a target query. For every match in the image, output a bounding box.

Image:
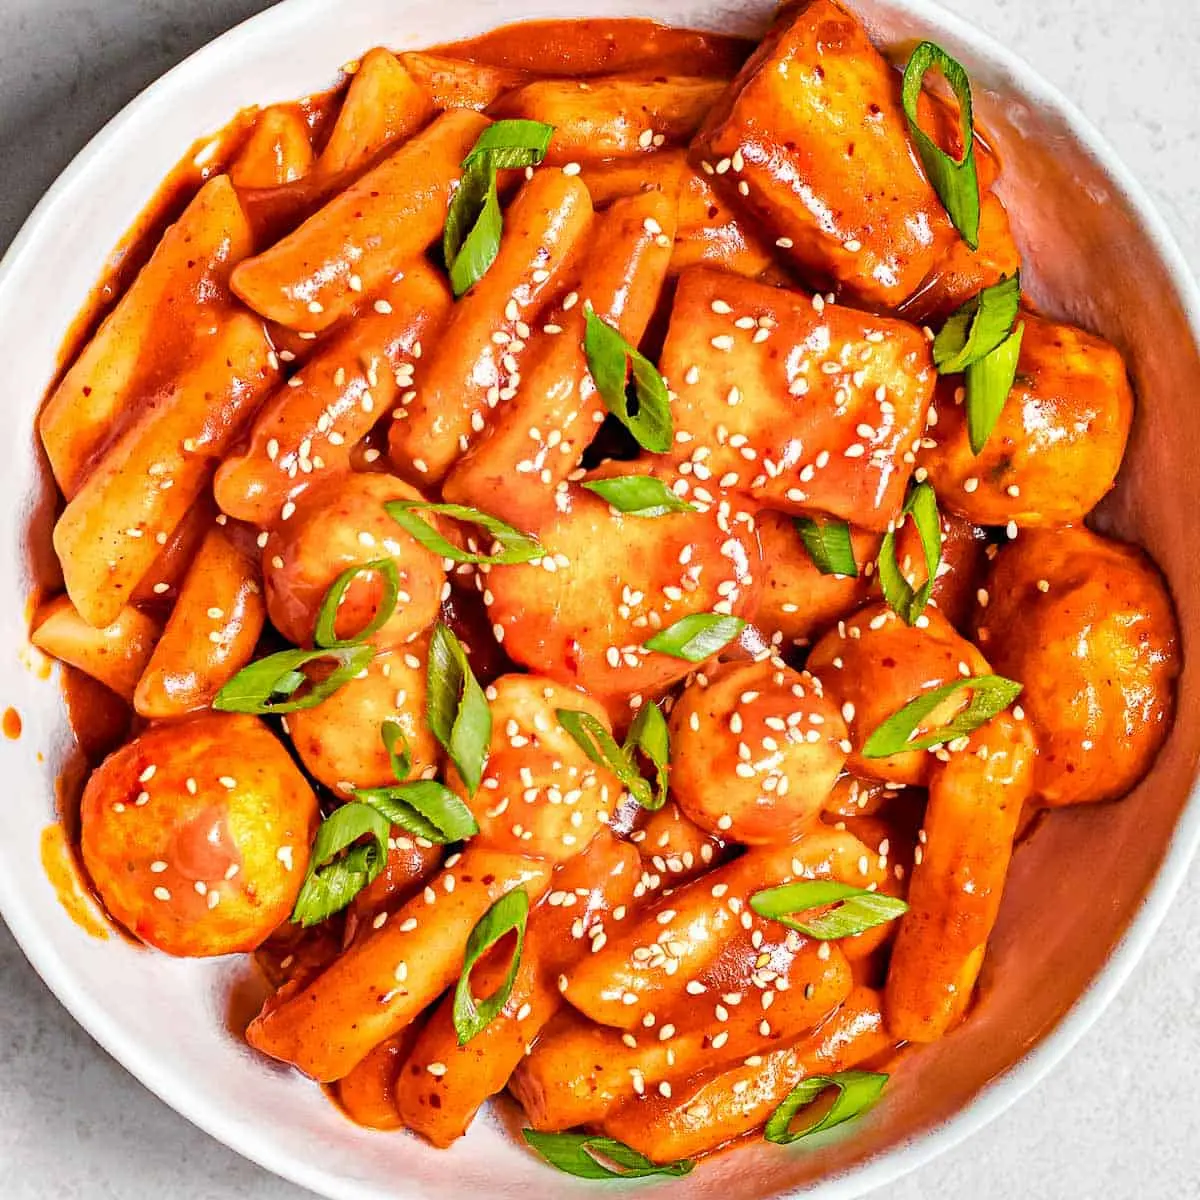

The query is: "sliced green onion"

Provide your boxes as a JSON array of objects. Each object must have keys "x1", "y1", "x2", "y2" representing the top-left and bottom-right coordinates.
[
  {"x1": 426, "y1": 623, "x2": 491, "y2": 795},
  {"x1": 877, "y1": 482, "x2": 941, "y2": 625},
  {"x1": 556, "y1": 708, "x2": 653, "y2": 810},
  {"x1": 863, "y1": 673, "x2": 1023, "y2": 758},
  {"x1": 453, "y1": 887, "x2": 529, "y2": 1044},
  {"x1": 933, "y1": 274, "x2": 1021, "y2": 374},
  {"x1": 643, "y1": 612, "x2": 745, "y2": 662},
  {"x1": 213, "y1": 644, "x2": 374, "y2": 715},
  {"x1": 462, "y1": 119, "x2": 555, "y2": 171},
  {"x1": 290, "y1": 801, "x2": 390, "y2": 927},
  {"x1": 312, "y1": 558, "x2": 400, "y2": 649},
  {"x1": 764, "y1": 1071, "x2": 889, "y2": 1145},
  {"x1": 352, "y1": 780, "x2": 479, "y2": 844},
  {"x1": 444, "y1": 120, "x2": 554, "y2": 296},
  {"x1": 583, "y1": 308, "x2": 673, "y2": 453},
  {"x1": 624, "y1": 701, "x2": 670, "y2": 811},
  {"x1": 384, "y1": 499, "x2": 542, "y2": 565},
  {"x1": 380, "y1": 719, "x2": 412, "y2": 782},
  {"x1": 444, "y1": 160, "x2": 500, "y2": 297},
  {"x1": 932, "y1": 276, "x2": 1025, "y2": 456},
  {"x1": 349, "y1": 718, "x2": 480, "y2": 843},
  {"x1": 750, "y1": 880, "x2": 908, "y2": 940},
  {"x1": 902, "y1": 41, "x2": 980, "y2": 249},
  {"x1": 795, "y1": 516, "x2": 858, "y2": 578},
  {"x1": 965, "y1": 321, "x2": 1025, "y2": 454},
  {"x1": 522, "y1": 1130, "x2": 694, "y2": 1180},
  {"x1": 581, "y1": 475, "x2": 694, "y2": 517}
]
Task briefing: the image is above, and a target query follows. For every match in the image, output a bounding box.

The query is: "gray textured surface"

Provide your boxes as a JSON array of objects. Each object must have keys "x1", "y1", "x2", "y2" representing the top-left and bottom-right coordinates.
[{"x1": 1, "y1": 0, "x2": 1199, "y2": 1197}]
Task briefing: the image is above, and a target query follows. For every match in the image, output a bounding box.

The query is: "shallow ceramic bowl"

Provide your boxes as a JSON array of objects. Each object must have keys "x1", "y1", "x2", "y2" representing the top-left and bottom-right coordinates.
[{"x1": 1, "y1": 0, "x2": 1198, "y2": 1196}]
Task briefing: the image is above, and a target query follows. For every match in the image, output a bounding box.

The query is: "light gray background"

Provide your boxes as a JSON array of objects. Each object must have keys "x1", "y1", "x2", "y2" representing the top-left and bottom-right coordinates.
[{"x1": 1, "y1": 0, "x2": 1198, "y2": 1197}]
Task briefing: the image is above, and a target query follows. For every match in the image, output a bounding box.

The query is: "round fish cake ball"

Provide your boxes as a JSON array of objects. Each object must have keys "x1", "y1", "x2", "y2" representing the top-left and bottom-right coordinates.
[
  {"x1": 973, "y1": 525, "x2": 1178, "y2": 806},
  {"x1": 448, "y1": 674, "x2": 620, "y2": 863},
  {"x1": 668, "y1": 659, "x2": 848, "y2": 844},
  {"x1": 484, "y1": 482, "x2": 761, "y2": 700},
  {"x1": 919, "y1": 313, "x2": 1133, "y2": 527},
  {"x1": 286, "y1": 635, "x2": 439, "y2": 794},
  {"x1": 807, "y1": 602, "x2": 992, "y2": 787},
  {"x1": 80, "y1": 713, "x2": 318, "y2": 957},
  {"x1": 263, "y1": 472, "x2": 446, "y2": 648}
]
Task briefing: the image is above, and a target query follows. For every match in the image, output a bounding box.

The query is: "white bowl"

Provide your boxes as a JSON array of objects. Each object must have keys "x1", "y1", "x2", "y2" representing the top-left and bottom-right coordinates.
[{"x1": 3, "y1": 1, "x2": 1198, "y2": 1197}]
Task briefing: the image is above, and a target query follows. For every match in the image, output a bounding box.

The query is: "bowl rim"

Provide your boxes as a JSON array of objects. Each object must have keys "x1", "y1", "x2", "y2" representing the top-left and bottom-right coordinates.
[{"x1": 2, "y1": 1, "x2": 1199, "y2": 1198}]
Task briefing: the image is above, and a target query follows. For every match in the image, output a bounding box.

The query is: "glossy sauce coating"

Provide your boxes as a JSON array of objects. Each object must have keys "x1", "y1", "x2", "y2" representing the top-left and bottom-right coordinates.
[
  {"x1": 286, "y1": 637, "x2": 439, "y2": 794},
  {"x1": 668, "y1": 660, "x2": 848, "y2": 843},
  {"x1": 450, "y1": 674, "x2": 620, "y2": 862},
  {"x1": 30, "y1": 3, "x2": 1181, "y2": 1173},
  {"x1": 921, "y1": 313, "x2": 1134, "y2": 526},
  {"x1": 808, "y1": 602, "x2": 993, "y2": 786},
  {"x1": 693, "y1": 0, "x2": 962, "y2": 307},
  {"x1": 133, "y1": 525, "x2": 265, "y2": 718},
  {"x1": 262, "y1": 472, "x2": 446, "y2": 648},
  {"x1": 483, "y1": 477, "x2": 761, "y2": 699},
  {"x1": 79, "y1": 714, "x2": 318, "y2": 957},
  {"x1": 973, "y1": 526, "x2": 1178, "y2": 806},
  {"x1": 659, "y1": 269, "x2": 936, "y2": 530}
]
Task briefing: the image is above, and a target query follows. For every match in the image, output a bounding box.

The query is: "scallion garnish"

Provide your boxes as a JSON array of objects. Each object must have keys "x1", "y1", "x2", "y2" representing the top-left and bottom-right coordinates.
[
  {"x1": 764, "y1": 1071, "x2": 889, "y2": 1145},
  {"x1": 444, "y1": 120, "x2": 555, "y2": 296},
  {"x1": 581, "y1": 475, "x2": 694, "y2": 517},
  {"x1": 643, "y1": 612, "x2": 745, "y2": 662},
  {"x1": 213, "y1": 644, "x2": 374, "y2": 715},
  {"x1": 380, "y1": 718, "x2": 412, "y2": 781},
  {"x1": 583, "y1": 308, "x2": 673, "y2": 454},
  {"x1": 965, "y1": 321, "x2": 1025, "y2": 454},
  {"x1": 795, "y1": 516, "x2": 858, "y2": 578},
  {"x1": 453, "y1": 887, "x2": 530, "y2": 1044},
  {"x1": 876, "y1": 482, "x2": 941, "y2": 625},
  {"x1": 522, "y1": 1130, "x2": 694, "y2": 1180},
  {"x1": 462, "y1": 120, "x2": 555, "y2": 171},
  {"x1": 750, "y1": 880, "x2": 908, "y2": 940},
  {"x1": 352, "y1": 780, "x2": 478, "y2": 844},
  {"x1": 624, "y1": 700, "x2": 670, "y2": 811},
  {"x1": 932, "y1": 274, "x2": 1025, "y2": 454},
  {"x1": 312, "y1": 558, "x2": 400, "y2": 649},
  {"x1": 426, "y1": 622, "x2": 491, "y2": 795},
  {"x1": 932, "y1": 274, "x2": 1021, "y2": 374},
  {"x1": 902, "y1": 41, "x2": 980, "y2": 249},
  {"x1": 862, "y1": 673, "x2": 1023, "y2": 758},
  {"x1": 384, "y1": 499, "x2": 542, "y2": 565},
  {"x1": 352, "y1": 723, "x2": 479, "y2": 844},
  {"x1": 556, "y1": 708, "x2": 654, "y2": 810},
  {"x1": 290, "y1": 801, "x2": 390, "y2": 927}
]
